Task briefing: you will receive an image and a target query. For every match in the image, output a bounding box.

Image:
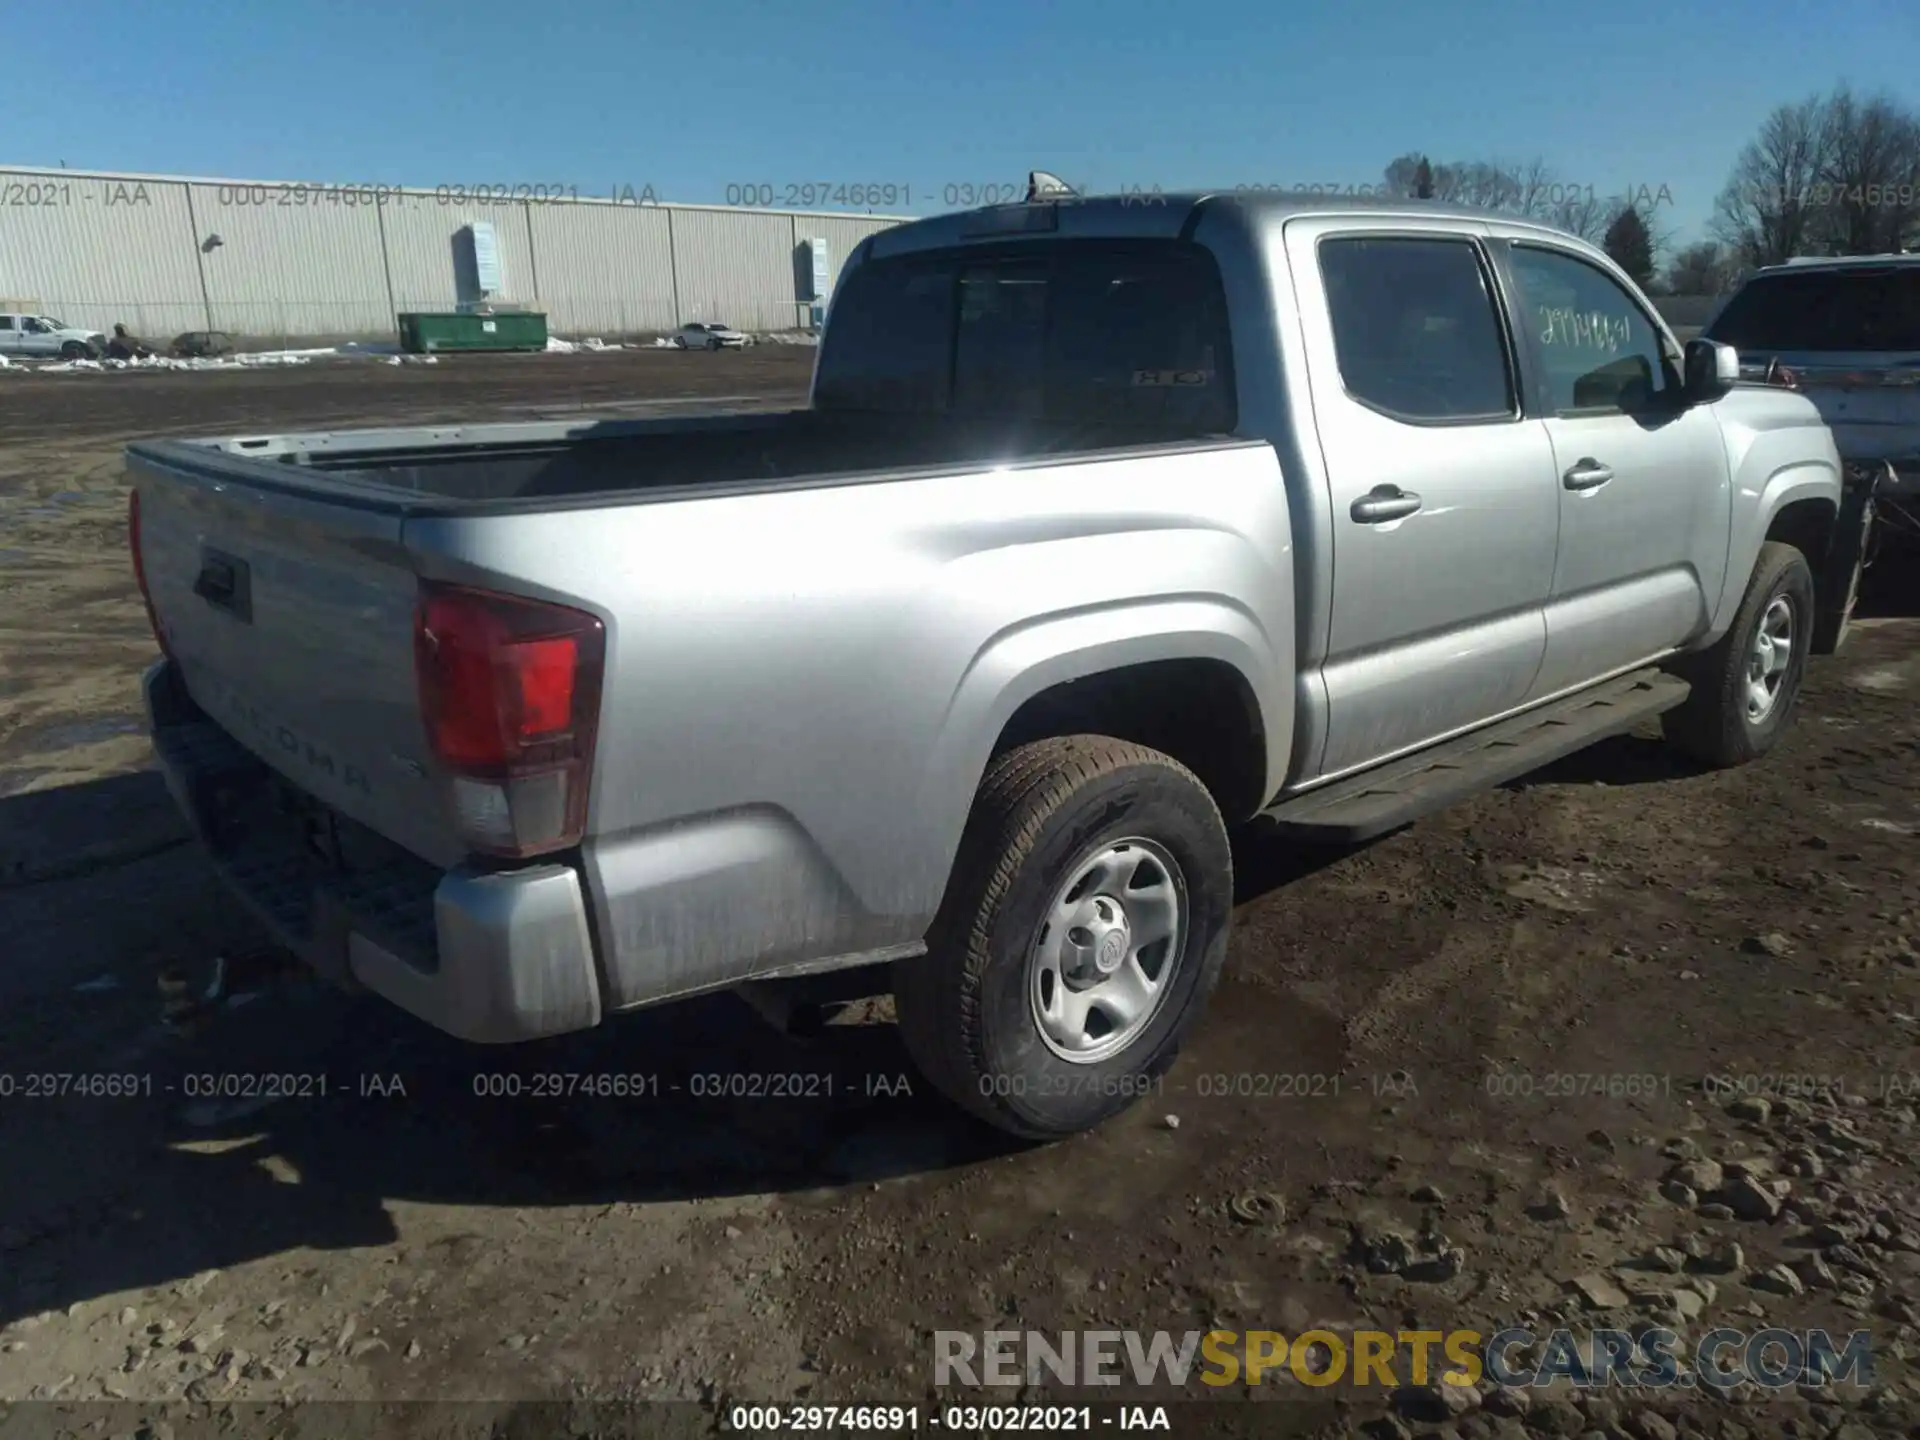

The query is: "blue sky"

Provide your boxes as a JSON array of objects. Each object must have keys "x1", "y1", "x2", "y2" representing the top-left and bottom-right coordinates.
[{"x1": 11, "y1": 0, "x2": 1919, "y2": 249}]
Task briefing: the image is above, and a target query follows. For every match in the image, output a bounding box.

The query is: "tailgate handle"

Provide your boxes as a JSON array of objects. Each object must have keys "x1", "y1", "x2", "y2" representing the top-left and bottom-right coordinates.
[{"x1": 193, "y1": 552, "x2": 252, "y2": 621}]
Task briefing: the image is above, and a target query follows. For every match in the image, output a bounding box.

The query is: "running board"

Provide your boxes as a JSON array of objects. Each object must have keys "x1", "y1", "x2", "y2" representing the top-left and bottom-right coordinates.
[{"x1": 1255, "y1": 669, "x2": 1691, "y2": 844}]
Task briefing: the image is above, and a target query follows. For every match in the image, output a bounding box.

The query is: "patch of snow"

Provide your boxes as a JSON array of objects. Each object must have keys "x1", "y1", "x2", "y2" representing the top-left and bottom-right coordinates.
[
  {"x1": 1862, "y1": 817, "x2": 1917, "y2": 836},
  {"x1": 545, "y1": 336, "x2": 625, "y2": 353},
  {"x1": 0, "y1": 353, "x2": 10, "y2": 369},
  {"x1": 1849, "y1": 665, "x2": 1910, "y2": 693},
  {"x1": 756, "y1": 331, "x2": 819, "y2": 346}
]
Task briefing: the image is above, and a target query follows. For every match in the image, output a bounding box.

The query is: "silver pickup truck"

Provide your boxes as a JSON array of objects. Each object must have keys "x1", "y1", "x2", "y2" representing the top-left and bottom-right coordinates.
[{"x1": 129, "y1": 187, "x2": 1872, "y2": 1139}]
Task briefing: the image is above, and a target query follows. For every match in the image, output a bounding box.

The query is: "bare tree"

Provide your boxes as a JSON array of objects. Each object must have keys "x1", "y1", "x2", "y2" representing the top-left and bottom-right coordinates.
[
  {"x1": 1710, "y1": 86, "x2": 1920, "y2": 263},
  {"x1": 1813, "y1": 86, "x2": 1920, "y2": 254},
  {"x1": 1544, "y1": 190, "x2": 1615, "y2": 245},
  {"x1": 1379, "y1": 151, "x2": 1621, "y2": 243},
  {"x1": 1712, "y1": 95, "x2": 1829, "y2": 267},
  {"x1": 1665, "y1": 241, "x2": 1734, "y2": 296},
  {"x1": 1382, "y1": 153, "x2": 1427, "y2": 198}
]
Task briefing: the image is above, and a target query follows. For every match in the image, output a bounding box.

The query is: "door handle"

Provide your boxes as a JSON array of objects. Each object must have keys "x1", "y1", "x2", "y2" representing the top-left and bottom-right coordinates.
[
  {"x1": 1563, "y1": 459, "x2": 1615, "y2": 491},
  {"x1": 1350, "y1": 484, "x2": 1423, "y2": 524}
]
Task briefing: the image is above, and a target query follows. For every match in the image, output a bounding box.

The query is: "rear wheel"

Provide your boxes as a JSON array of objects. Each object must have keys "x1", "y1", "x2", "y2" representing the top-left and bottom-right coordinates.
[
  {"x1": 1662, "y1": 541, "x2": 1815, "y2": 768},
  {"x1": 894, "y1": 736, "x2": 1233, "y2": 1139}
]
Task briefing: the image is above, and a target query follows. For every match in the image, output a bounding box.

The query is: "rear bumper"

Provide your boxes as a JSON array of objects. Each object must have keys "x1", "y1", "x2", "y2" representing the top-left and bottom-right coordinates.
[{"x1": 143, "y1": 660, "x2": 603, "y2": 1043}]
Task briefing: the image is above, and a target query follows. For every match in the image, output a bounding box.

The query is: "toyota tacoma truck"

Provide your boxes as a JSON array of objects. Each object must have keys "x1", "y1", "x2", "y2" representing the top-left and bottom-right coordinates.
[{"x1": 129, "y1": 184, "x2": 1871, "y2": 1140}]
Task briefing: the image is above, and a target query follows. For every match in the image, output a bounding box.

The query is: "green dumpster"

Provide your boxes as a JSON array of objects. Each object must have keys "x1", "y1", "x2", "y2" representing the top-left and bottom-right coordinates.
[{"x1": 398, "y1": 311, "x2": 548, "y2": 354}]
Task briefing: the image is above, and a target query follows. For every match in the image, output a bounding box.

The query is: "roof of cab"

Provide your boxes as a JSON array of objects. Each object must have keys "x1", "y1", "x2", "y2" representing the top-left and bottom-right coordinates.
[
  {"x1": 865, "y1": 189, "x2": 1587, "y2": 261},
  {"x1": 1763, "y1": 252, "x2": 1920, "y2": 273}
]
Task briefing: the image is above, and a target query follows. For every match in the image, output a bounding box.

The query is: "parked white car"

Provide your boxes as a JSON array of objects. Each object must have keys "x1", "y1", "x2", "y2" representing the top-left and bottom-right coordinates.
[
  {"x1": 0, "y1": 313, "x2": 107, "y2": 359},
  {"x1": 672, "y1": 321, "x2": 752, "y2": 350}
]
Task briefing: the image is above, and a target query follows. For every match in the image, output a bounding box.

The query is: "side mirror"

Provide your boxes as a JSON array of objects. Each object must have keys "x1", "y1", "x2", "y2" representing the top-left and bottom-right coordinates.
[{"x1": 1683, "y1": 338, "x2": 1739, "y2": 403}]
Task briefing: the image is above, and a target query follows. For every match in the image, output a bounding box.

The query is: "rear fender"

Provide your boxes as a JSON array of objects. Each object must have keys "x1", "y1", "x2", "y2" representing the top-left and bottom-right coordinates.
[{"x1": 910, "y1": 597, "x2": 1290, "y2": 903}]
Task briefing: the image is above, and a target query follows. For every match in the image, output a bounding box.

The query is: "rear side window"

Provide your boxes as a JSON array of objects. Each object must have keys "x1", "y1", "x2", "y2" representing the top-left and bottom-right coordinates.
[
  {"x1": 814, "y1": 241, "x2": 1236, "y2": 431},
  {"x1": 1705, "y1": 267, "x2": 1920, "y2": 354},
  {"x1": 0, "y1": 317, "x2": 13, "y2": 330},
  {"x1": 1317, "y1": 237, "x2": 1515, "y2": 422}
]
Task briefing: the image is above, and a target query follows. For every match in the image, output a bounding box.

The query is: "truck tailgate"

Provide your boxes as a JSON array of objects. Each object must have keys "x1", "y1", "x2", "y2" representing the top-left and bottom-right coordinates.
[{"x1": 131, "y1": 451, "x2": 460, "y2": 868}]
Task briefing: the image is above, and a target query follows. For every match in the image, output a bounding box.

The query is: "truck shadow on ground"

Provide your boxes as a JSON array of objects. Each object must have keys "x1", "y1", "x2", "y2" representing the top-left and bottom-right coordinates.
[
  {"x1": 1858, "y1": 540, "x2": 1920, "y2": 620},
  {"x1": 0, "y1": 771, "x2": 1041, "y2": 1327},
  {"x1": 1, "y1": 771, "x2": 1387, "y2": 1327},
  {"x1": 0, "y1": 968, "x2": 1032, "y2": 1327}
]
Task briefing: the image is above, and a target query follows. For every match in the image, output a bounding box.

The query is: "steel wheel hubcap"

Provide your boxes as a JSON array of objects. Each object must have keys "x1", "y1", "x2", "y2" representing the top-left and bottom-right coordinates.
[
  {"x1": 1028, "y1": 837, "x2": 1187, "y2": 1065},
  {"x1": 1745, "y1": 594, "x2": 1794, "y2": 723}
]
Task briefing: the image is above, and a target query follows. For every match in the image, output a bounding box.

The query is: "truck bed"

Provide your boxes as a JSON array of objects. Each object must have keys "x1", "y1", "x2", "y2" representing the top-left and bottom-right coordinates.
[
  {"x1": 143, "y1": 408, "x2": 1226, "y2": 511},
  {"x1": 128, "y1": 407, "x2": 1249, "y2": 871}
]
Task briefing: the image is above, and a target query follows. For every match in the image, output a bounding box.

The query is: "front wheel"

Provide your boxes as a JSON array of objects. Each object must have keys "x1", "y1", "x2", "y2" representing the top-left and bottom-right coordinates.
[
  {"x1": 1662, "y1": 541, "x2": 1816, "y2": 768},
  {"x1": 60, "y1": 341, "x2": 91, "y2": 359},
  {"x1": 894, "y1": 736, "x2": 1233, "y2": 1139}
]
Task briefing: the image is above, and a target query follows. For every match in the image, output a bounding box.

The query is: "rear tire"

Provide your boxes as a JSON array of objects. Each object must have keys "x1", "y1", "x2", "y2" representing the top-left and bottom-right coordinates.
[
  {"x1": 894, "y1": 736, "x2": 1233, "y2": 1139},
  {"x1": 1662, "y1": 541, "x2": 1815, "y2": 768}
]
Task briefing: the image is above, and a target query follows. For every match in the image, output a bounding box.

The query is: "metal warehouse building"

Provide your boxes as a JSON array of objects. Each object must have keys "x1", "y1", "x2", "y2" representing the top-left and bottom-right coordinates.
[{"x1": 0, "y1": 165, "x2": 913, "y2": 342}]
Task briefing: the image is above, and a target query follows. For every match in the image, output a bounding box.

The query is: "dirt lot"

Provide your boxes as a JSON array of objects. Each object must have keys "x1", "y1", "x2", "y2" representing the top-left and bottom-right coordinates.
[{"x1": 2, "y1": 351, "x2": 1919, "y2": 1440}]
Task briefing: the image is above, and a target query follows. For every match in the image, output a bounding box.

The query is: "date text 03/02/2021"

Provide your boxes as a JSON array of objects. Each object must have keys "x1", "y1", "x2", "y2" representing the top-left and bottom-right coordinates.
[{"x1": 724, "y1": 1405, "x2": 1172, "y2": 1432}]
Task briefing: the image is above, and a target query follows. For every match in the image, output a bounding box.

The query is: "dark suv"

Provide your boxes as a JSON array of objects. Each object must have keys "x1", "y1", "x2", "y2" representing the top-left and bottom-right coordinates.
[{"x1": 1704, "y1": 256, "x2": 1919, "y2": 553}]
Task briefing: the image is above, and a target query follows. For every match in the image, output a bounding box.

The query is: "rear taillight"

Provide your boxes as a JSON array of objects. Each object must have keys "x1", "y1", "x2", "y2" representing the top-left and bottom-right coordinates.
[
  {"x1": 127, "y1": 488, "x2": 173, "y2": 659},
  {"x1": 412, "y1": 581, "x2": 606, "y2": 859}
]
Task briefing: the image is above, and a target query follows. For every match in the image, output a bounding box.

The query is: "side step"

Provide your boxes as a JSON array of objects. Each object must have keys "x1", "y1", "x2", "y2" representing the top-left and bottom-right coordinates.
[{"x1": 1255, "y1": 668, "x2": 1691, "y2": 844}]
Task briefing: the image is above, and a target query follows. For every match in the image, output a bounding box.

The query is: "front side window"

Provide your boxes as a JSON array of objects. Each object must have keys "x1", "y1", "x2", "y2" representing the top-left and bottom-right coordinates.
[
  {"x1": 1508, "y1": 246, "x2": 1675, "y2": 414},
  {"x1": 1317, "y1": 236, "x2": 1515, "y2": 422},
  {"x1": 814, "y1": 241, "x2": 1236, "y2": 432}
]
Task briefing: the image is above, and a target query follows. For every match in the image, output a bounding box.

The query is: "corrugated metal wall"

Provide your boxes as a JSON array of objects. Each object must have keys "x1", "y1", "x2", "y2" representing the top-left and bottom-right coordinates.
[
  {"x1": 0, "y1": 174, "x2": 204, "y2": 336},
  {"x1": 0, "y1": 167, "x2": 909, "y2": 341},
  {"x1": 184, "y1": 181, "x2": 391, "y2": 336},
  {"x1": 528, "y1": 203, "x2": 678, "y2": 334}
]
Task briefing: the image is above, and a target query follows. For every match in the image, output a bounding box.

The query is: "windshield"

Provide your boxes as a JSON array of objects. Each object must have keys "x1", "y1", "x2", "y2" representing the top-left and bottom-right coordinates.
[
  {"x1": 1705, "y1": 267, "x2": 1920, "y2": 355},
  {"x1": 814, "y1": 239, "x2": 1236, "y2": 431}
]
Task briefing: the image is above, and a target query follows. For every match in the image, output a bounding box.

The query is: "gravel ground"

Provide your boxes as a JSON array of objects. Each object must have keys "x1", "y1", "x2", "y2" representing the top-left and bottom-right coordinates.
[{"x1": 2, "y1": 350, "x2": 1919, "y2": 1440}]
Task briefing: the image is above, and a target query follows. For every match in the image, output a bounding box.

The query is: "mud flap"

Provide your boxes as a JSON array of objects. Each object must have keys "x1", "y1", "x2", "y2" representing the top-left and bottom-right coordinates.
[{"x1": 1812, "y1": 460, "x2": 1884, "y2": 655}]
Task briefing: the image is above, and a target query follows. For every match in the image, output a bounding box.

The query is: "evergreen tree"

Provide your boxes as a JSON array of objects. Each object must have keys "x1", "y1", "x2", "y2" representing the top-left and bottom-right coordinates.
[{"x1": 1603, "y1": 206, "x2": 1655, "y2": 288}]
